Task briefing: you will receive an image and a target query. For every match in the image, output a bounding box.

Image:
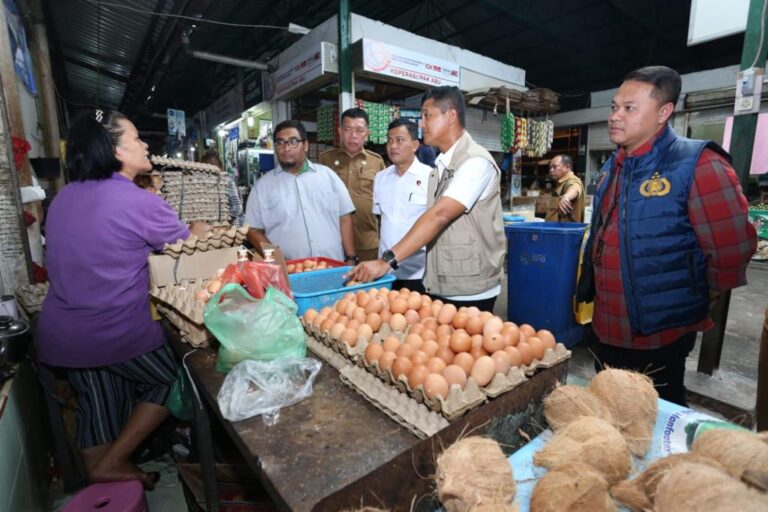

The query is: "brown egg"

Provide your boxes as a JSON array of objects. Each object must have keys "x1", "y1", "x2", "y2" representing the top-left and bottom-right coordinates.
[
  {"x1": 520, "y1": 323, "x2": 536, "y2": 338},
  {"x1": 466, "y1": 306, "x2": 481, "y2": 318},
  {"x1": 432, "y1": 299, "x2": 444, "y2": 308},
  {"x1": 528, "y1": 336, "x2": 545, "y2": 361},
  {"x1": 537, "y1": 329, "x2": 557, "y2": 351},
  {"x1": 479, "y1": 311, "x2": 494, "y2": 322},
  {"x1": 395, "y1": 343, "x2": 415, "y2": 359},
  {"x1": 452, "y1": 312, "x2": 469, "y2": 330},
  {"x1": 392, "y1": 357, "x2": 413, "y2": 380},
  {"x1": 320, "y1": 306, "x2": 334, "y2": 317},
  {"x1": 482, "y1": 332, "x2": 505, "y2": 353},
  {"x1": 406, "y1": 294, "x2": 423, "y2": 311},
  {"x1": 471, "y1": 356, "x2": 497, "y2": 387},
  {"x1": 408, "y1": 365, "x2": 429, "y2": 389},
  {"x1": 357, "y1": 323, "x2": 373, "y2": 343},
  {"x1": 466, "y1": 316, "x2": 484, "y2": 336},
  {"x1": 437, "y1": 334, "x2": 451, "y2": 348},
  {"x1": 443, "y1": 365, "x2": 468, "y2": 389},
  {"x1": 449, "y1": 330, "x2": 472, "y2": 353},
  {"x1": 382, "y1": 336, "x2": 400, "y2": 352},
  {"x1": 424, "y1": 373, "x2": 449, "y2": 400},
  {"x1": 436, "y1": 324, "x2": 453, "y2": 338},
  {"x1": 435, "y1": 345, "x2": 455, "y2": 365},
  {"x1": 344, "y1": 302, "x2": 357, "y2": 318},
  {"x1": 471, "y1": 334, "x2": 485, "y2": 349},
  {"x1": 457, "y1": 306, "x2": 468, "y2": 314},
  {"x1": 336, "y1": 315, "x2": 349, "y2": 326},
  {"x1": 516, "y1": 341, "x2": 534, "y2": 365},
  {"x1": 344, "y1": 292, "x2": 356, "y2": 302},
  {"x1": 303, "y1": 308, "x2": 318, "y2": 324},
  {"x1": 437, "y1": 304, "x2": 458, "y2": 325},
  {"x1": 491, "y1": 350, "x2": 512, "y2": 375},
  {"x1": 502, "y1": 324, "x2": 521, "y2": 346},
  {"x1": 405, "y1": 333, "x2": 424, "y2": 349},
  {"x1": 410, "y1": 350, "x2": 429, "y2": 367},
  {"x1": 364, "y1": 297, "x2": 385, "y2": 314},
  {"x1": 418, "y1": 305, "x2": 433, "y2": 320},
  {"x1": 421, "y1": 340, "x2": 439, "y2": 357},
  {"x1": 421, "y1": 330, "x2": 437, "y2": 342},
  {"x1": 469, "y1": 345, "x2": 488, "y2": 360},
  {"x1": 390, "y1": 313, "x2": 407, "y2": 332},
  {"x1": 335, "y1": 300, "x2": 348, "y2": 314},
  {"x1": 421, "y1": 317, "x2": 439, "y2": 331},
  {"x1": 379, "y1": 286, "x2": 390, "y2": 296},
  {"x1": 483, "y1": 316, "x2": 504, "y2": 337},
  {"x1": 387, "y1": 290, "x2": 400, "y2": 303},
  {"x1": 380, "y1": 309, "x2": 392, "y2": 323},
  {"x1": 330, "y1": 323, "x2": 346, "y2": 339},
  {"x1": 404, "y1": 309, "x2": 420, "y2": 326},
  {"x1": 390, "y1": 297, "x2": 408, "y2": 314},
  {"x1": 356, "y1": 291, "x2": 370, "y2": 308},
  {"x1": 453, "y1": 352, "x2": 475, "y2": 375},
  {"x1": 399, "y1": 287, "x2": 411, "y2": 295},
  {"x1": 346, "y1": 319, "x2": 360, "y2": 331},
  {"x1": 365, "y1": 342, "x2": 384, "y2": 364},
  {"x1": 327, "y1": 311, "x2": 340, "y2": 322},
  {"x1": 312, "y1": 314, "x2": 327, "y2": 327},
  {"x1": 365, "y1": 312, "x2": 382, "y2": 332},
  {"x1": 421, "y1": 295, "x2": 432, "y2": 306},
  {"x1": 368, "y1": 287, "x2": 379, "y2": 297},
  {"x1": 341, "y1": 328, "x2": 358, "y2": 347},
  {"x1": 353, "y1": 307, "x2": 367, "y2": 324},
  {"x1": 409, "y1": 323, "x2": 425, "y2": 336},
  {"x1": 379, "y1": 351, "x2": 397, "y2": 371},
  {"x1": 426, "y1": 357, "x2": 447, "y2": 374},
  {"x1": 504, "y1": 346, "x2": 523, "y2": 367},
  {"x1": 430, "y1": 302, "x2": 442, "y2": 318}
]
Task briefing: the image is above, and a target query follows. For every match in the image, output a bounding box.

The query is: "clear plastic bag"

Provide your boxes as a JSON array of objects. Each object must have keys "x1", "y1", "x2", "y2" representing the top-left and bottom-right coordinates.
[
  {"x1": 217, "y1": 357, "x2": 322, "y2": 425},
  {"x1": 203, "y1": 283, "x2": 306, "y2": 373}
]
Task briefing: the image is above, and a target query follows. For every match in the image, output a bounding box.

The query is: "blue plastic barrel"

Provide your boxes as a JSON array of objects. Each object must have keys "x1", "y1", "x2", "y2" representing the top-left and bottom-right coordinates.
[{"x1": 504, "y1": 222, "x2": 587, "y2": 347}]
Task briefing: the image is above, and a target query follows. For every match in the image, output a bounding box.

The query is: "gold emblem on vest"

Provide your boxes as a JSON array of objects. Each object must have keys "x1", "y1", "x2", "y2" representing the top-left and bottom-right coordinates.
[{"x1": 639, "y1": 171, "x2": 671, "y2": 197}]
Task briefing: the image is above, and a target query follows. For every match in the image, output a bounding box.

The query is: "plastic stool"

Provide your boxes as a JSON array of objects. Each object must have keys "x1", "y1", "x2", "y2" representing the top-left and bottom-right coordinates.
[{"x1": 62, "y1": 480, "x2": 148, "y2": 512}]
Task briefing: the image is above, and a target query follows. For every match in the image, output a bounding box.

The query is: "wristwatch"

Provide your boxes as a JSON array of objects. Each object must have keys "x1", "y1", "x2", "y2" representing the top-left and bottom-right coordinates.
[
  {"x1": 382, "y1": 250, "x2": 399, "y2": 270},
  {"x1": 345, "y1": 254, "x2": 360, "y2": 264}
]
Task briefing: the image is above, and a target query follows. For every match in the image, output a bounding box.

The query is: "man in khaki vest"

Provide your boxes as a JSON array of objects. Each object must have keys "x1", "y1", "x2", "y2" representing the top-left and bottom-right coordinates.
[
  {"x1": 347, "y1": 86, "x2": 506, "y2": 311},
  {"x1": 318, "y1": 108, "x2": 386, "y2": 262},
  {"x1": 546, "y1": 154, "x2": 585, "y2": 222}
]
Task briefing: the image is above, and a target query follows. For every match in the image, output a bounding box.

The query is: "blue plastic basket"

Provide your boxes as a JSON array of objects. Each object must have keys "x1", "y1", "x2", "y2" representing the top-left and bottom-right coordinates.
[{"x1": 288, "y1": 266, "x2": 396, "y2": 316}]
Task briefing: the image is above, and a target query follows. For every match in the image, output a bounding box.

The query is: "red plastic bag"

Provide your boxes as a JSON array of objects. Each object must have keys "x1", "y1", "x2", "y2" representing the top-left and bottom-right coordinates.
[{"x1": 219, "y1": 261, "x2": 292, "y2": 299}]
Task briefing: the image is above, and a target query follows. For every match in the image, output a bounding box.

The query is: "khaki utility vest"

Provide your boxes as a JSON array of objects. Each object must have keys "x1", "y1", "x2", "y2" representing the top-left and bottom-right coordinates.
[{"x1": 424, "y1": 131, "x2": 506, "y2": 296}]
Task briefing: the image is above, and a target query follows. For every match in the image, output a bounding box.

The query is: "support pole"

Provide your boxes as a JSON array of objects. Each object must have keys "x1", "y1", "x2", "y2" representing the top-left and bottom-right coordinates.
[{"x1": 338, "y1": 0, "x2": 354, "y2": 113}]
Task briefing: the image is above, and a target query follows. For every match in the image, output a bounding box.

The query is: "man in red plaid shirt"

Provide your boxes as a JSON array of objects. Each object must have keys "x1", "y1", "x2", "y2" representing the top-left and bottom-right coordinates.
[{"x1": 577, "y1": 66, "x2": 756, "y2": 406}]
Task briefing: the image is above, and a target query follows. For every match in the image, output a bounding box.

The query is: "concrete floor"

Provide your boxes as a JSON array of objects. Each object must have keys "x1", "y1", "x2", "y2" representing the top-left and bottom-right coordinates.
[{"x1": 495, "y1": 260, "x2": 767, "y2": 425}]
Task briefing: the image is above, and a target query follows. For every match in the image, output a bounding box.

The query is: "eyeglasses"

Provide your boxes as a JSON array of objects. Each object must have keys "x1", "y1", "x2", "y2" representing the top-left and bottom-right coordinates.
[{"x1": 274, "y1": 138, "x2": 305, "y2": 149}]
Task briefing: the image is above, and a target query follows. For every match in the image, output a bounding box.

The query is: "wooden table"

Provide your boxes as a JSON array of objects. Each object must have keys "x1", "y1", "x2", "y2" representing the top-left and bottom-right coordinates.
[{"x1": 165, "y1": 323, "x2": 568, "y2": 511}]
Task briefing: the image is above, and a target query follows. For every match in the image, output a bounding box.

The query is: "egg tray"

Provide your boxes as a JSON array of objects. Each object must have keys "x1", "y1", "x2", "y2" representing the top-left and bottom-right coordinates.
[
  {"x1": 150, "y1": 279, "x2": 208, "y2": 325},
  {"x1": 161, "y1": 226, "x2": 248, "y2": 257},
  {"x1": 300, "y1": 317, "x2": 381, "y2": 362},
  {"x1": 519, "y1": 343, "x2": 571, "y2": 377},
  {"x1": 15, "y1": 282, "x2": 49, "y2": 314},
  {"x1": 156, "y1": 303, "x2": 212, "y2": 348},
  {"x1": 151, "y1": 155, "x2": 221, "y2": 172}
]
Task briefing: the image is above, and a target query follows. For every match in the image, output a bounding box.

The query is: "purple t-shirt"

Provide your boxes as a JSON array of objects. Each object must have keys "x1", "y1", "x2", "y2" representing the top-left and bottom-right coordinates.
[{"x1": 38, "y1": 173, "x2": 189, "y2": 367}]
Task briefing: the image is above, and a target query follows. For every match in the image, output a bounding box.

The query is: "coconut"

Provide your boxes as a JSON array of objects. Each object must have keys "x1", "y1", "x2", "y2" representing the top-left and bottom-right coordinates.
[
  {"x1": 530, "y1": 462, "x2": 617, "y2": 512},
  {"x1": 691, "y1": 428, "x2": 768, "y2": 479},
  {"x1": 610, "y1": 453, "x2": 726, "y2": 511},
  {"x1": 436, "y1": 436, "x2": 516, "y2": 512},
  {"x1": 533, "y1": 416, "x2": 631, "y2": 485},
  {"x1": 588, "y1": 368, "x2": 658, "y2": 456},
  {"x1": 655, "y1": 462, "x2": 768, "y2": 512},
  {"x1": 543, "y1": 384, "x2": 613, "y2": 431}
]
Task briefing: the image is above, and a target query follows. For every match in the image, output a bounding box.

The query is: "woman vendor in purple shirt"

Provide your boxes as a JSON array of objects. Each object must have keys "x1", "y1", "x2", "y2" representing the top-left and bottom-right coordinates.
[{"x1": 38, "y1": 110, "x2": 208, "y2": 489}]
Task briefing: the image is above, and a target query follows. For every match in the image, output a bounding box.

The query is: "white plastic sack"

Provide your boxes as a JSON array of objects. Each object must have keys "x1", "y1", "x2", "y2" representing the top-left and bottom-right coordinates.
[{"x1": 217, "y1": 357, "x2": 322, "y2": 425}]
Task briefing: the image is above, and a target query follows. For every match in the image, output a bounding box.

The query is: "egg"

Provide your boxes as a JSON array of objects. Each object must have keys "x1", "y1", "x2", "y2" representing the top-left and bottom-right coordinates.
[
  {"x1": 312, "y1": 314, "x2": 327, "y2": 327},
  {"x1": 437, "y1": 304, "x2": 458, "y2": 325},
  {"x1": 390, "y1": 297, "x2": 408, "y2": 314},
  {"x1": 344, "y1": 292, "x2": 355, "y2": 301},
  {"x1": 466, "y1": 306, "x2": 480, "y2": 318},
  {"x1": 330, "y1": 323, "x2": 346, "y2": 339},
  {"x1": 404, "y1": 309, "x2": 420, "y2": 325},
  {"x1": 410, "y1": 350, "x2": 429, "y2": 367},
  {"x1": 346, "y1": 319, "x2": 360, "y2": 331},
  {"x1": 336, "y1": 315, "x2": 349, "y2": 326},
  {"x1": 357, "y1": 323, "x2": 373, "y2": 343},
  {"x1": 516, "y1": 341, "x2": 534, "y2": 365},
  {"x1": 449, "y1": 330, "x2": 472, "y2": 353},
  {"x1": 399, "y1": 287, "x2": 411, "y2": 295},
  {"x1": 418, "y1": 305, "x2": 433, "y2": 320},
  {"x1": 364, "y1": 297, "x2": 385, "y2": 314},
  {"x1": 336, "y1": 299, "x2": 349, "y2": 314},
  {"x1": 469, "y1": 345, "x2": 488, "y2": 360},
  {"x1": 406, "y1": 294, "x2": 423, "y2": 311},
  {"x1": 341, "y1": 328, "x2": 359, "y2": 347},
  {"x1": 327, "y1": 311, "x2": 340, "y2": 322},
  {"x1": 426, "y1": 357, "x2": 447, "y2": 374},
  {"x1": 520, "y1": 323, "x2": 536, "y2": 338},
  {"x1": 479, "y1": 311, "x2": 493, "y2": 322},
  {"x1": 432, "y1": 299, "x2": 444, "y2": 308},
  {"x1": 502, "y1": 324, "x2": 521, "y2": 346},
  {"x1": 466, "y1": 316, "x2": 484, "y2": 336},
  {"x1": 389, "y1": 313, "x2": 407, "y2": 332},
  {"x1": 356, "y1": 291, "x2": 370, "y2": 308},
  {"x1": 430, "y1": 302, "x2": 442, "y2": 318},
  {"x1": 437, "y1": 334, "x2": 451, "y2": 348},
  {"x1": 409, "y1": 323, "x2": 425, "y2": 336},
  {"x1": 391, "y1": 357, "x2": 413, "y2": 380},
  {"x1": 368, "y1": 287, "x2": 379, "y2": 297},
  {"x1": 286, "y1": 264, "x2": 295, "y2": 273},
  {"x1": 453, "y1": 312, "x2": 470, "y2": 332},
  {"x1": 405, "y1": 333, "x2": 424, "y2": 349},
  {"x1": 344, "y1": 302, "x2": 357, "y2": 318},
  {"x1": 527, "y1": 336, "x2": 546, "y2": 361},
  {"x1": 471, "y1": 334, "x2": 485, "y2": 349},
  {"x1": 353, "y1": 307, "x2": 367, "y2": 323},
  {"x1": 302, "y1": 259, "x2": 314, "y2": 269},
  {"x1": 482, "y1": 332, "x2": 505, "y2": 354},
  {"x1": 537, "y1": 329, "x2": 557, "y2": 351},
  {"x1": 421, "y1": 317, "x2": 438, "y2": 331},
  {"x1": 435, "y1": 345, "x2": 455, "y2": 364},
  {"x1": 320, "y1": 306, "x2": 335, "y2": 317},
  {"x1": 443, "y1": 365, "x2": 468, "y2": 389},
  {"x1": 379, "y1": 286, "x2": 389, "y2": 296},
  {"x1": 452, "y1": 352, "x2": 475, "y2": 375},
  {"x1": 471, "y1": 356, "x2": 496, "y2": 387},
  {"x1": 491, "y1": 350, "x2": 512, "y2": 375},
  {"x1": 504, "y1": 346, "x2": 523, "y2": 367},
  {"x1": 387, "y1": 290, "x2": 400, "y2": 303},
  {"x1": 421, "y1": 295, "x2": 432, "y2": 307},
  {"x1": 395, "y1": 343, "x2": 415, "y2": 359},
  {"x1": 206, "y1": 278, "x2": 222, "y2": 294},
  {"x1": 483, "y1": 316, "x2": 504, "y2": 337},
  {"x1": 408, "y1": 365, "x2": 429, "y2": 389},
  {"x1": 365, "y1": 312, "x2": 382, "y2": 332},
  {"x1": 365, "y1": 342, "x2": 384, "y2": 364},
  {"x1": 436, "y1": 324, "x2": 453, "y2": 338},
  {"x1": 421, "y1": 330, "x2": 437, "y2": 342},
  {"x1": 380, "y1": 309, "x2": 392, "y2": 323},
  {"x1": 379, "y1": 351, "x2": 397, "y2": 371},
  {"x1": 382, "y1": 336, "x2": 401, "y2": 352},
  {"x1": 303, "y1": 308, "x2": 318, "y2": 324},
  {"x1": 424, "y1": 373, "x2": 449, "y2": 400},
  {"x1": 421, "y1": 340, "x2": 439, "y2": 357}
]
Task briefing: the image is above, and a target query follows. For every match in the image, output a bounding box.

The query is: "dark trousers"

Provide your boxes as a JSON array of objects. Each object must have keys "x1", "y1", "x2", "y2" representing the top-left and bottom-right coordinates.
[
  {"x1": 593, "y1": 331, "x2": 697, "y2": 407},
  {"x1": 430, "y1": 294, "x2": 497, "y2": 314},
  {"x1": 392, "y1": 279, "x2": 426, "y2": 294}
]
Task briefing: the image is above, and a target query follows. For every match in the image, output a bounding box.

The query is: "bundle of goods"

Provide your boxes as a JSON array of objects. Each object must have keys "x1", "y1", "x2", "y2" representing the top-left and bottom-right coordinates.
[
  {"x1": 355, "y1": 100, "x2": 392, "y2": 144},
  {"x1": 316, "y1": 104, "x2": 339, "y2": 144},
  {"x1": 299, "y1": 287, "x2": 570, "y2": 430},
  {"x1": 151, "y1": 155, "x2": 231, "y2": 224},
  {"x1": 501, "y1": 116, "x2": 554, "y2": 158},
  {"x1": 285, "y1": 257, "x2": 345, "y2": 274},
  {"x1": 15, "y1": 282, "x2": 49, "y2": 315}
]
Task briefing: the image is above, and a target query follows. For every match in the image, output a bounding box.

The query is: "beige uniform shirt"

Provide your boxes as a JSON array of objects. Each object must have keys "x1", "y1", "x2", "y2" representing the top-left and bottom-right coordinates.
[
  {"x1": 318, "y1": 148, "x2": 386, "y2": 252},
  {"x1": 550, "y1": 171, "x2": 585, "y2": 223}
]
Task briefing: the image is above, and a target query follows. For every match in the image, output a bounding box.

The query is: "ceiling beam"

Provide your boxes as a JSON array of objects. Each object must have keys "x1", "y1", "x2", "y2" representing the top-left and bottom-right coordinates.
[{"x1": 62, "y1": 55, "x2": 130, "y2": 83}]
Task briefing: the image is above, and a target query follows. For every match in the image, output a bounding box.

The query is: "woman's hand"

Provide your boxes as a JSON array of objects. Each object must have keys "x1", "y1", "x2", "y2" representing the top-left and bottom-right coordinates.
[{"x1": 189, "y1": 221, "x2": 212, "y2": 237}]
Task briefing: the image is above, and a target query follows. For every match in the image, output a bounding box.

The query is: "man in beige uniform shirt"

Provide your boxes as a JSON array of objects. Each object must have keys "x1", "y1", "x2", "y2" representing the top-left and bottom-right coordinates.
[
  {"x1": 319, "y1": 108, "x2": 386, "y2": 262},
  {"x1": 547, "y1": 154, "x2": 585, "y2": 222}
]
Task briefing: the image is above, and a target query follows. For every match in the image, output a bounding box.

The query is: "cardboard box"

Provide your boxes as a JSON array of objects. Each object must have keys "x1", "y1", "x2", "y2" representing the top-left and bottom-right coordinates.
[
  {"x1": 148, "y1": 247, "x2": 240, "y2": 287},
  {"x1": 511, "y1": 196, "x2": 537, "y2": 220}
]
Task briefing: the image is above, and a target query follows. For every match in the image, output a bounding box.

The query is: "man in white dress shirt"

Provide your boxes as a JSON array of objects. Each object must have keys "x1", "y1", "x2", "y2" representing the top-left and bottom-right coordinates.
[{"x1": 373, "y1": 119, "x2": 432, "y2": 293}]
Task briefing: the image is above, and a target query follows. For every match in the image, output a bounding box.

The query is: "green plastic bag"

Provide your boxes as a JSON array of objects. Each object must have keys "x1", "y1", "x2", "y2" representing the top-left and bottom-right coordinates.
[
  {"x1": 203, "y1": 283, "x2": 306, "y2": 373},
  {"x1": 166, "y1": 367, "x2": 194, "y2": 420}
]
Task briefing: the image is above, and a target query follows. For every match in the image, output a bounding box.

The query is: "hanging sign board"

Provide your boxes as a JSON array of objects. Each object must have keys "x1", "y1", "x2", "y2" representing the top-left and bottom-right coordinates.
[
  {"x1": 360, "y1": 39, "x2": 460, "y2": 88},
  {"x1": 205, "y1": 83, "x2": 245, "y2": 128},
  {"x1": 264, "y1": 42, "x2": 338, "y2": 101},
  {"x1": 687, "y1": 0, "x2": 749, "y2": 46},
  {"x1": 242, "y1": 71, "x2": 263, "y2": 108},
  {"x1": 167, "y1": 109, "x2": 186, "y2": 137}
]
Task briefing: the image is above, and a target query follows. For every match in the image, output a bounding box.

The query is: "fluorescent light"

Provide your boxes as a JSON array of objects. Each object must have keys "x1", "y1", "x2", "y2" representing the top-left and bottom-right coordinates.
[
  {"x1": 246, "y1": 117, "x2": 255, "y2": 127},
  {"x1": 288, "y1": 23, "x2": 310, "y2": 35},
  {"x1": 176, "y1": 153, "x2": 182, "y2": 158},
  {"x1": 217, "y1": 129, "x2": 226, "y2": 137}
]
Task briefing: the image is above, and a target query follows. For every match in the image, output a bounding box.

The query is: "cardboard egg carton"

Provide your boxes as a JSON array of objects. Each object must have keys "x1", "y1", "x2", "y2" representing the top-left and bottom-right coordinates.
[
  {"x1": 306, "y1": 335, "x2": 353, "y2": 372},
  {"x1": 151, "y1": 155, "x2": 221, "y2": 172},
  {"x1": 158, "y1": 169, "x2": 232, "y2": 223},
  {"x1": 300, "y1": 320, "x2": 405, "y2": 363},
  {"x1": 15, "y1": 282, "x2": 49, "y2": 314},
  {"x1": 150, "y1": 279, "x2": 208, "y2": 324},
  {"x1": 156, "y1": 303, "x2": 212, "y2": 348},
  {"x1": 520, "y1": 343, "x2": 571, "y2": 376},
  {"x1": 161, "y1": 226, "x2": 249, "y2": 257}
]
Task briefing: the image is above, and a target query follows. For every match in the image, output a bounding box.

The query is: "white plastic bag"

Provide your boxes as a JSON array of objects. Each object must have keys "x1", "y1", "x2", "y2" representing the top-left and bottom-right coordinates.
[{"x1": 217, "y1": 357, "x2": 322, "y2": 425}]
